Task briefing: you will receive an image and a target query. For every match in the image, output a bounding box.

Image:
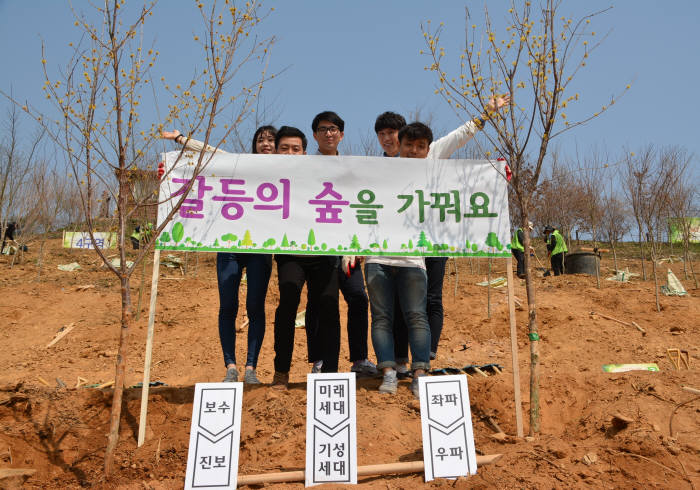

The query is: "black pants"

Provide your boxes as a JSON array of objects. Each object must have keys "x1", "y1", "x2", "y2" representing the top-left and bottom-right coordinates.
[
  {"x1": 274, "y1": 255, "x2": 340, "y2": 373},
  {"x1": 512, "y1": 249, "x2": 525, "y2": 277},
  {"x1": 393, "y1": 257, "x2": 448, "y2": 359},
  {"x1": 306, "y1": 264, "x2": 369, "y2": 363},
  {"x1": 551, "y1": 252, "x2": 565, "y2": 276}
]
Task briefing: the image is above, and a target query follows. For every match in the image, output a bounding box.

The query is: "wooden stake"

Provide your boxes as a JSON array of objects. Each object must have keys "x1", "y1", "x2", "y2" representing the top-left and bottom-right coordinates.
[
  {"x1": 505, "y1": 256, "x2": 524, "y2": 438},
  {"x1": 681, "y1": 386, "x2": 700, "y2": 396},
  {"x1": 138, "y1": 248, "x2": 161, "y2": 447},
  {"x1": 630, "y1": 321, "x2": 646, "y2": 334},
  {"x1": 236, "y1": 455, "x2": 503, "y2": 485},
  {"x1": 473, "y1": 367, "x2": 489, "y2": 378},
  {"x1": 45, "y1": 322, "x2": 76, "y2": 348},
  {"x1": 592, "y1": 311, "x2": 645, "y2": 334}
]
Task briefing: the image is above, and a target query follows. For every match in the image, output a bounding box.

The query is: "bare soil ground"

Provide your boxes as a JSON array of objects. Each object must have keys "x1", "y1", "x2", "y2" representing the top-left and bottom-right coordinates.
[{"x1": 0, "y1": 239, "x2": 699, "y2": 488}]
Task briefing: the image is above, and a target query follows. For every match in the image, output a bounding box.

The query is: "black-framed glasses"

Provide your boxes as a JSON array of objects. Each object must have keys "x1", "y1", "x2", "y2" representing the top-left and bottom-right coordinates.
[{"x1": 316, "y1": 126, "x2": 340, "y2": 135}]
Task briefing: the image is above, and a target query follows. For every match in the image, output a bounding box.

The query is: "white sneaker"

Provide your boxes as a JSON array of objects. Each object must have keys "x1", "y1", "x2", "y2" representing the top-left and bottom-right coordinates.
[{"x1": 378, "y1": 370, "x2": 398, "y2": 394}]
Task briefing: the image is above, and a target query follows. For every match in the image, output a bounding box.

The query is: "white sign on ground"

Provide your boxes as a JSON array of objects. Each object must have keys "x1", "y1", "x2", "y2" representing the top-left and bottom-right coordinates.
[
  {"x1": 156, "y1": 152, "x2": 511, "y2": 258},
  {"x1": 305, "y1": 373, "x2": 357, "y2": 486},
  {"x1": 419, "y1": 375, "x2": 477, "y2": 481},
  {"x1": 184, "y1": 383, "x2": 243, "y2": 489}
]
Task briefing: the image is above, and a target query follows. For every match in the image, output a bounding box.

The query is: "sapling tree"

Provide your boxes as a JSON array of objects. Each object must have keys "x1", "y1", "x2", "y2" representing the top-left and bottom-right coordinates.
[
  {"x1": 600, "y1": 178, "x2": 630, "y2": 273},
  {"x1": 421, "y1": 0, "x2": 627, "y2": 433},
  {"x1": 638, "y1": 146, "x2": 689, "y2": 311},
  {"x1": 3, "y1": 0, "x2": 275, "y2": 475},
  {"x1": 623, "y1": 145, "x2": 654, "y2": 281},
  {"x1": 0, "y1": 102, "x2": 46, "y2": 254},
  {"x1": 532, "y1": 154, "x2": 582, "y2": 244},
  {"x1": 668, "y1": 174, "x2": 698, "y2": 286}
]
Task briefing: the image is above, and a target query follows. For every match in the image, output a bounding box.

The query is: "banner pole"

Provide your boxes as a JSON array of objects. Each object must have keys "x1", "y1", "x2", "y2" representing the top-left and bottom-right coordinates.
[
  {"x1": 506, "y1": 256, "x2": 524, "y2": 437},
  {"x1": 138, "y1": 247, "x2": 161, "y2": 447}
]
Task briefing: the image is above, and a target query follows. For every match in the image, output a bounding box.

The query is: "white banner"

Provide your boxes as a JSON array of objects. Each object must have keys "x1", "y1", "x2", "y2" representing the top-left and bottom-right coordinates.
[{"x1": 156, "y1": 152, "x2": 511, "y2": 257}]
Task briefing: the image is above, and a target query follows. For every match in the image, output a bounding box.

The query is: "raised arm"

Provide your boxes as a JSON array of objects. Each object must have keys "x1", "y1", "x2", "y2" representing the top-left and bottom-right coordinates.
[
  {"x1": 160, "y1": 129, "x2": 227, "y2": 154},
  {"x1": 427, "y1": 93, "x2": 511, "y2": 159}
]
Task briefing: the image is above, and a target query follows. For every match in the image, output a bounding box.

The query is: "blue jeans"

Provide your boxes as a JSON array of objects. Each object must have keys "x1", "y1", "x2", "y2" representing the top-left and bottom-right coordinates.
[
  {"x1": 217, "y1": 252, "x2": 272, "y2": 368},
  {"x1": 365, "y1": 263, "x2": 430, "y2": 372}
]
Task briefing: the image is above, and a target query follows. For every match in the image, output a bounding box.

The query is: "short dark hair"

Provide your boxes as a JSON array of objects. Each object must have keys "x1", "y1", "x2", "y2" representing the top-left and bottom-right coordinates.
[
  {"x1": 251, "y1": 125, "x2": 277, "y2": 154},
  {"x1": 311, "y1": 111, "x2": 344, "y2": 132},
  {"x1": 398, "y1": 122, "x2": 433, "y2": 144},
  {"x1": 374, "y1": 111, "x2": 406, "y2": 133},
  {"x1": 275, "y1": 126, "x2": 308, "y2": 150}
]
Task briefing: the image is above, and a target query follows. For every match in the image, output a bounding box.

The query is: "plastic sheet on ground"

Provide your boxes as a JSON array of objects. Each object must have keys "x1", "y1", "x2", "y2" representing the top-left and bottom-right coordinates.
[
  {"x1": 105, "y1": 258, "x2": 134, "y2": 269},
  {"x1": 161, "y1": 254, "x2": 183, "y2": 268},
  {"x1": 602, "y1": 363, "x2": 659, "y2": 373},
  {"x1": 660, "y1": 269, "x2": 688, "y2": 296},
  {"x1": 57, "y1": 262, "x2": 81, "y2": 271},
  {"x1": 475, "y1": 276, "x2": 507, "y2": 288},
  {"x1": 294, "y1": 309, "x2": 306, "y2": 328},
  {"x1": 606, "y1": 268, "x2": 639, "y2": 282}
]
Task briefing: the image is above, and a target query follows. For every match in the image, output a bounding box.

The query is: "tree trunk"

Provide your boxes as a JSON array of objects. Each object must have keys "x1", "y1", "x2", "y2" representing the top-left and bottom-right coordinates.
[
  {"x1": 689, "y1": 249, "x2": 699, "y2": 289},
  {"x1": 37, "y1": 239, "x2": 46, "y2": 281},
  {"x1": 487, "y1": 255, "x2": 492, "y2": 318},
  {"x1": 521, "y1": 212, "x2": 540, "y2": 435},
  {"x1": 104, "y1": 274, "x2": 133, "y2": 475},
  {"x1": 650, "y1": 238, "x2": 660, "y2": 312},
  {"x1": 638, "y1": 231, "x2": 646, "y2": 280},
  {"x1": 682, "y1": 241, "x2": 689, "y2": 280},
  {"x1": 611, "y1": 243, "x2": 618, "y2": 272}
]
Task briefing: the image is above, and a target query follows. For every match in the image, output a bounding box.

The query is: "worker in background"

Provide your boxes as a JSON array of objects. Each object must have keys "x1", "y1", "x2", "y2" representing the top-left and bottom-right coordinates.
[
  {"x1": 543, "y1": 225, "x2": 568, "y2": 276},
  {"x1": 511, "y1": 221, "x2": 533, "y2": 278}
]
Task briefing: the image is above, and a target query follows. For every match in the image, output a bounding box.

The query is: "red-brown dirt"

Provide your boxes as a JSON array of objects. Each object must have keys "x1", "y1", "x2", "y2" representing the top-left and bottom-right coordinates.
[{"x1": 1, "y1": 239, "x2": 698, "y2": 488}]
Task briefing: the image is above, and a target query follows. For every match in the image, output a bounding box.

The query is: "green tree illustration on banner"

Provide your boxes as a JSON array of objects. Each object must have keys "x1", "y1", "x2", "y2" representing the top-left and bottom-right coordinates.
[
  {"x1": 307, "y1": 229, "x2": 316, "y2": 247},
  {"x1": 242, "y1": 230, "x2": 253, "y2": 247},
  {"x1": 485, "y1": 232, "x2": 504, "y2": 251},
  {"x1": 172, "y1": 222, "x2": 184, "y2": 244},
  {"x1": 417, "y1": 231, "x2": 430, "y2": 250},
  {"x1": 222, "y1": 233, "x2": 237, "y2": 247}
]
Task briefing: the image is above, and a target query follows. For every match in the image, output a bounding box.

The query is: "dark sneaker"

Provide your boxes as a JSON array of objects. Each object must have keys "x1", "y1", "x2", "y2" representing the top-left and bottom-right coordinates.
[
  {"x1": 311, "y1": 360, "x2": 323, "y2": 374},
  {"x1": 244, "y1": 369, "x2": 261, "y2": 385},
  {"x1": 410, "y1": 372, "x2": 427, "y2": 399},
  {"x1": 271, "y1": 371, "x2": 289, "y2": 390},
  {"x1": 396, "y1": 366, "x2": 412, "y2": 380},
  {"x1": 378, "y1": 370, "x2": 398, "y2": 394},
  {"x1": 430, "y1": 351, "x2": 437, "y2": 361},
  {"x1": 351, "y1": 359, "x2": 379, "y2": 378},
  {"x1": 223, "y1": 367, "x2": 239, "y2": 383}
]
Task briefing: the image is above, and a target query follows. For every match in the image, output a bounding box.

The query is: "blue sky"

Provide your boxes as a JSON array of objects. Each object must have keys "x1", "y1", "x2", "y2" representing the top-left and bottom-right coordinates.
[{"x1": 1, "y1": 0, "x2": 699, "y2": 172}]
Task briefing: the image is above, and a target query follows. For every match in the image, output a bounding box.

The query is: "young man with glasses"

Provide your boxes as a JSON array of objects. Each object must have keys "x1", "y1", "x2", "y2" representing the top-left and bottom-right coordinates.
[
  {"x1": 304, "y1": 111, "x2": 378, "y2": 378},
  {"x1": 271, "y1": 126, "x2": 342, "y2": 389}
]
